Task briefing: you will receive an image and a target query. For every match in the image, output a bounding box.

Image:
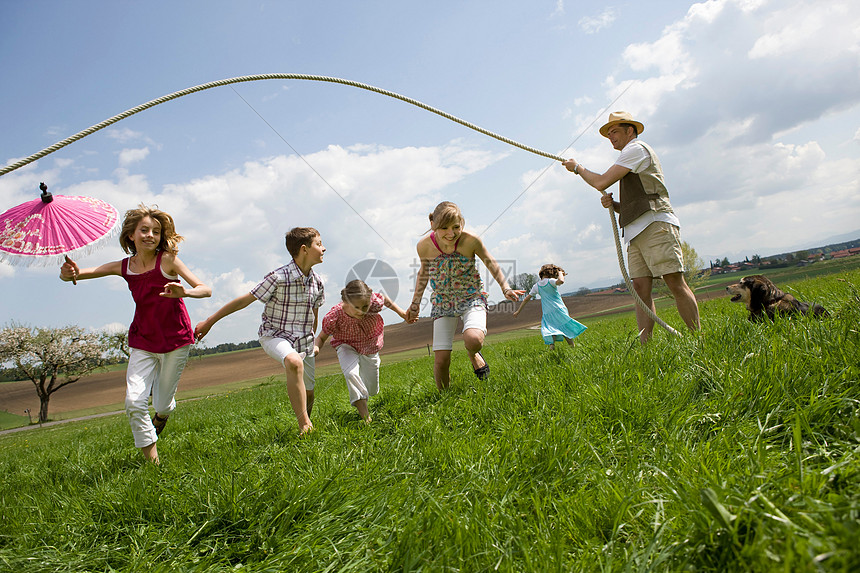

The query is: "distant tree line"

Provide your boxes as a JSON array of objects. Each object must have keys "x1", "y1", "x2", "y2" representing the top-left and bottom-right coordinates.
[
  {"x1": 189, "y1": 340, "x2": 261, "y2": 357},
  {"x1": 710, "y1": 238, "x2": 860, "y2": 270}
]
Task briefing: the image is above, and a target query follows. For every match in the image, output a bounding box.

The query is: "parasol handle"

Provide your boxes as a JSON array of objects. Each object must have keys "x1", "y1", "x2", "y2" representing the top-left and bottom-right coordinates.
[{"x1": 64, "y1": 255, "x2": 77, "y2": 285}]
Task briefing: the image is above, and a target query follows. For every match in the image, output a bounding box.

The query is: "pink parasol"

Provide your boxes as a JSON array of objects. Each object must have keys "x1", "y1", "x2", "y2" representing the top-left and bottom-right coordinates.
[{"x1": 0, "y1": 183, "x2": 120, "y2": 268}]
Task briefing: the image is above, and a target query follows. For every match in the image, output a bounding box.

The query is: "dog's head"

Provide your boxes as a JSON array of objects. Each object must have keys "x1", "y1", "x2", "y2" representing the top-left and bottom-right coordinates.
[
  {"x1": 726, "y1": 275, "x2": 783, "y2": 310},
  {"x1": 726, "y1": 280, "x2": 751, "y2": 306}
]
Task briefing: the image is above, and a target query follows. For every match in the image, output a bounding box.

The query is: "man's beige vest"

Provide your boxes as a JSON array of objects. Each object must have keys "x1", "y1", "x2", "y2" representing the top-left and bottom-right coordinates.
[{"x1": 618, "y1": 141, "x2": 675, "y2": 228}]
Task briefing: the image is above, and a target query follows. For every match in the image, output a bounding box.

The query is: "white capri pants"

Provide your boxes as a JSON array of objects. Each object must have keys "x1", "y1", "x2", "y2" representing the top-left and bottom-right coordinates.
[
  {"x1": 259, "y1": 336, "x2": 315, "y2": 390},
  {"x1": 432, "y1": 305, "x2": 487, "y2": 351},
  {"x1": 125, "y1": 345, "x2": 190, "y2": 449},
  {"x1": 335, "y1": 344, "x2": 381, "y2": 404}
]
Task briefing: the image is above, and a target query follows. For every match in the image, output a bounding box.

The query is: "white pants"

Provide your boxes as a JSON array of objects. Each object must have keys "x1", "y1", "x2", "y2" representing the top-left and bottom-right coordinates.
[
  {"x1": 259, "y1": 336, "x2": 315, "y2": 390},
  {"x1": 335, "y1": 344, "x2": 380, "y2": 404},
  {"x1": 432, "y1": 305, "x2": 487, "y2": 351},
  {"x1": 125, "y1": 345, "x2": 190, "y2": 448}
]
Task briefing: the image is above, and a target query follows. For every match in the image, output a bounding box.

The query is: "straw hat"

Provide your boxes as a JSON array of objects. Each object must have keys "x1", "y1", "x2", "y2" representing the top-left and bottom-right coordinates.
[{"x1": 599, "y1": 111, "x2": 644, "y2": 138}]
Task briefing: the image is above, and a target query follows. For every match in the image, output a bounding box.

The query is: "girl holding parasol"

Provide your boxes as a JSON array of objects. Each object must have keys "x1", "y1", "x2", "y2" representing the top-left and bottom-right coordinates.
[{"x1": 60, "y1": 204, "x2": 210, "y2": 464}]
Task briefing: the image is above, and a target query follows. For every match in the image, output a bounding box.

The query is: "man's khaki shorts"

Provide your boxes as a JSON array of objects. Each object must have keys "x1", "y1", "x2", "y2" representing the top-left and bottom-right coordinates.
[{"x1": 627, "y1": 221, "x2": 685, "y2": 279}]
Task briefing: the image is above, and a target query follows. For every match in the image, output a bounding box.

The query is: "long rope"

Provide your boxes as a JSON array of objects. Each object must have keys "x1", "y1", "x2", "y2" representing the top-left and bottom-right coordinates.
[{"x1": 0, "y1": 73, "x2": 679, "y2": 336}]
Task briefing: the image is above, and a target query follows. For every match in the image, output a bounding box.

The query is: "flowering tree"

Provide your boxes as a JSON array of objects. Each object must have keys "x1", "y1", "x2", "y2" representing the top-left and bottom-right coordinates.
[
  {"x1": 101, "y1": 329, "x2": 130, "y2": 359},
  {"x1": 0, "y1": 324, "x2": 114, "y2": 423}
]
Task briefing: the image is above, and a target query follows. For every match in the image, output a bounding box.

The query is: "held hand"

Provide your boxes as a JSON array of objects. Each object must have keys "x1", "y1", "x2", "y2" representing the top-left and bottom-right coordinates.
[
  {"x1": 505, "y1": 289, "x2": 525, "y2": 301},
  {"x1": 160, "y1": 282, "x2": 187, "y2": 298},
  {"x1": 562, "y1": 159, "x2": 578, "y2": 173},
  {"x1": 313, "y1": 345, "x2": 320, "y2": 357},
  {"x1": 194, "y1": 320, "x2": 211, "y2": 342},
  {"x1": 405, "y1": 305, "x2": 420, "y2": 324},
  {"x1": 60, "y1": 255, "x2": 78, "y2": 285},
  {"x1": 601, "y1": 193, "x2": 615, "y2": 209}
]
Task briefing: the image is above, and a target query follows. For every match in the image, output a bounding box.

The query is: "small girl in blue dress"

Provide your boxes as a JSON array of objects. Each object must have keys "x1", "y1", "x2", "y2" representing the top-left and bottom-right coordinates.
[{"x1": 513, "y1": 263, "x2": 587, "y2": 349}]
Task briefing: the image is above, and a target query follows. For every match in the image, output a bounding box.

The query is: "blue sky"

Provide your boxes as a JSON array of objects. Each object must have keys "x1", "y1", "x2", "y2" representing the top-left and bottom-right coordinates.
[{"x1": 1, "y1": 0, "x2": 858, "y2": 347}]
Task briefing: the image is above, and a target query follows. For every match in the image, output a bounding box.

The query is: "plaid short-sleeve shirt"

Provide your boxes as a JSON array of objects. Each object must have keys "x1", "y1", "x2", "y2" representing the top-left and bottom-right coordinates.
[
  {"x1": 321, "y1": 292, "x2": 385, "y2": 355},
  {"x1": 251, "y1": 260, "x2": 325, "y2": 353}
]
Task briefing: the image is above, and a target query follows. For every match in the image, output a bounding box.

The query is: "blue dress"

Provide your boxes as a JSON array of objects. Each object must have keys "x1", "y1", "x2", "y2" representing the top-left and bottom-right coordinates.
[{"x1": 529, "y1": 278, "x2": 587, "y2": 345}]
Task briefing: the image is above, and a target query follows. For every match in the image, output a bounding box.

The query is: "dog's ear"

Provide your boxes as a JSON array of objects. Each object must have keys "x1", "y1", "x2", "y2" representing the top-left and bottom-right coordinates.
[{"x1": 746, "y1": 276, "x2": 768, "y2": 304}]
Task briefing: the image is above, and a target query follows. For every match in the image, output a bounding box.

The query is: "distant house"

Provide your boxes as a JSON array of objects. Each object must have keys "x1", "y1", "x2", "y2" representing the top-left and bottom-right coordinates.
[{"x1": 831, "y1": 249, "x2": 853, "y2": 259}]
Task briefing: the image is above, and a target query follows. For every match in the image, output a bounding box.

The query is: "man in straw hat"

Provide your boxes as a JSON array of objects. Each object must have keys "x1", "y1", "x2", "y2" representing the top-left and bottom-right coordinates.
[{"x1": 562, "y1": 111, "x2": 699, "y2": 343}]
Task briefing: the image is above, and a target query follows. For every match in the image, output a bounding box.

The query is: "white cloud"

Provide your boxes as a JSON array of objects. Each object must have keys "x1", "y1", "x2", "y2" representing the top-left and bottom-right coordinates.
[
  {"x1": 578, "y1": 7, "x2": 616, "y2": 34},
  {"x1": 748, "y1": 2, "x2": 856, "y2": 59},
  {"x1": 111, "y1": 140, "x2": 509, "y2": 344},
  {"x1": 117, "y1": 147, "x2": 150, "y2": 166},
  {"x1": 593, "y1": 0, "x2": 860, "y2": 153},
  {"x1": 97, "y1": 321, "x2": 127, "y2": 334},
  {"x1": 106, "y1": 127, "x2": 145, "y2": 143},
  {"x1": 623, "y1": 29, "x2": 692, "y2": 76}
]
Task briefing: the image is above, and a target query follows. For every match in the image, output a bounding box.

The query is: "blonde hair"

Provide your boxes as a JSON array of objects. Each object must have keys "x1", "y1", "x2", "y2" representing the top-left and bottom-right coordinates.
[
  {"x1": 119, "y1": 204, "x2": 183, "y2": 255},
  {"x1": 341, "y1": 279, "x2": 373, "y2": 306},
  {"x1": 538, "y1": 263, "x2": 565, "y2": 279},
  {"x1": 428, "y1": 201, "x2": 464, "y2": 231}
]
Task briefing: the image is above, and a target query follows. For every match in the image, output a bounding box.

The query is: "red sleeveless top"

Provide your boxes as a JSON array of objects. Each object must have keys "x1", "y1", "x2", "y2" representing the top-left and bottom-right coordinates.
[{"x1": 122, "y1": 250, "x2": 195, "y2": 353}]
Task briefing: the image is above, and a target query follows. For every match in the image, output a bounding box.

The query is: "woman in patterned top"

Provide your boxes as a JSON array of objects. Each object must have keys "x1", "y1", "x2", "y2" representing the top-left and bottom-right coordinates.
[
  {"x1": 314, "y1": 280, "x2": 407, "y2": 422},
  {"x1": 406, "y1": 201, "x2": 523, "y2": 390}
]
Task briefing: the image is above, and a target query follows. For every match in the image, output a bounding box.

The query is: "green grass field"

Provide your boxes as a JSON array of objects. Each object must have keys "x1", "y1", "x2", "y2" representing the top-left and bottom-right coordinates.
[{"x1": 1, "y1": 263, "x2": 859, "y2": 571}]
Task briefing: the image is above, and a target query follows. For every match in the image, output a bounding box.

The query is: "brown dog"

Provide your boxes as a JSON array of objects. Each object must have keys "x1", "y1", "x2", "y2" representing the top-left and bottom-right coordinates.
[{"x1": 726, "y1": 275, "x2": 828, "y2": 322}]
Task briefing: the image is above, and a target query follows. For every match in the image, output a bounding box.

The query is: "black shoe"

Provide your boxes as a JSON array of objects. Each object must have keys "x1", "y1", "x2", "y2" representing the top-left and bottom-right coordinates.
[
  {"x1": 152, "y1": 414, "x2": 169, "y2": 436},
  {"x1": 473, "y1": 352, "x2": 490, "y2": 380}
]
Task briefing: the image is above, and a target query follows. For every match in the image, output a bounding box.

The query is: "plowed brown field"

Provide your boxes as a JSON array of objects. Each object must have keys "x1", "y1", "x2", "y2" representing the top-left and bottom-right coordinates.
[{"x1": 0, "y1": 287, "x2": 731, "y2": 417}]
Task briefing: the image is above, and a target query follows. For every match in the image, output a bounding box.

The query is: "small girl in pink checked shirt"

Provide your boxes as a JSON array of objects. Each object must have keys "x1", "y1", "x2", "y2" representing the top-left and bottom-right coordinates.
[{"x1": 314, "y1": 280, "x2": 407, "y2": 422}]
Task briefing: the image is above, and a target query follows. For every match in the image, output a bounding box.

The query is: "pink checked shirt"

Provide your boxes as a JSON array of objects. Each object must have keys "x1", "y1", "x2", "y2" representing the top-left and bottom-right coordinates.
[{"x1": 321, "y1": 292, "x2": 385, "y2": 355}]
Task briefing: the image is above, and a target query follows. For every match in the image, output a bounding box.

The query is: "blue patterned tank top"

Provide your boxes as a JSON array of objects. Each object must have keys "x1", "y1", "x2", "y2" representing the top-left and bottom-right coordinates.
[{"x1": 428, "y1": 232, "x2": 488, "y2": 318}]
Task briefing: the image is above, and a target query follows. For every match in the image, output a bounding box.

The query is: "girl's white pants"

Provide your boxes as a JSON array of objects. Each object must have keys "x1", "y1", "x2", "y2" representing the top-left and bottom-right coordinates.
[
  {"x1": 125, "y1": 345, "x2": 190, "y2": 448},
  {"x1": 335, "y1": 344, "x2": 380, "y2": 405}
]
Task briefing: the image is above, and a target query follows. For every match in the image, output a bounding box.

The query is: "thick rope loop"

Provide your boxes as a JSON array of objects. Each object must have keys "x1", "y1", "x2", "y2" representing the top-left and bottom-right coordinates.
[{"x1": 0, "y1": 73, "x2": 679, "y2": 336}]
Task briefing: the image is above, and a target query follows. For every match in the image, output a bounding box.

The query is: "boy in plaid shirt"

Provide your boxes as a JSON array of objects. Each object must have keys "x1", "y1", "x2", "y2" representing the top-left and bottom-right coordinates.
[
  {"x1": 314, "y1": 279, "x2": 406, "y2": 422},
  {"x1": 195, "y1": 227, "x2": 325, "y2": 434}
]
